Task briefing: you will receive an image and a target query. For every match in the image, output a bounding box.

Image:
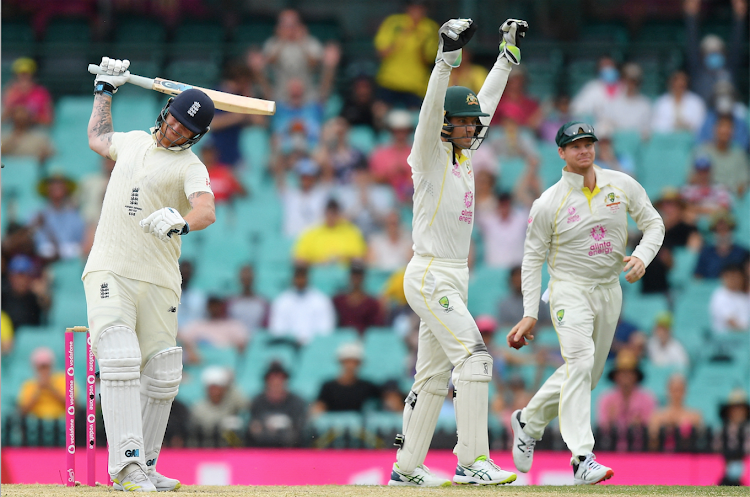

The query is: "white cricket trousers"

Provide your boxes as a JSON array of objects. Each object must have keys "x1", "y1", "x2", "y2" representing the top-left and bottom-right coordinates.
[
  {"x1": 403, "y1": 255, "x2": 487, "y2": 391},
  {"x1": 521, "y1": 279, "x2": 622, "y2": 458}
]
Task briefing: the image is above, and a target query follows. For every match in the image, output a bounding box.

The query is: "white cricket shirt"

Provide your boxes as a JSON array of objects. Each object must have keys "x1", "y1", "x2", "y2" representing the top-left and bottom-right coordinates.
[
  {"x1": 522, "y1": 165, "x2": 665, "y2": 319},
  {"x1": 83, "y1": 130, "x2": 213, "y2": 295},
  {"x1": 409, "y1": 57, "x2": 512, "y2": 261}
]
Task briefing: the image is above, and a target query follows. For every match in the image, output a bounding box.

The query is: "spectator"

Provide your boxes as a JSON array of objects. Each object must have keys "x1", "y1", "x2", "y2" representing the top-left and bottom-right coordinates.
[
  {"x1": 682, "y1": 156, "x2": 732, "y2": 220},
  {"x1": 17, "y1": 347, "x2": 67, "y2": 419},
  {"x1": 492, "y1": 375, "x2": 536, "y2": 434},
  {"x1": 209, "y1": 62, "x2": 269, "y2": 168},
  {"x1": 332, "y1": 261, "x2": 384, "y2": 335},
  {"x1": 498, "y1": 266, "x2": 551, "y2": 327},
  {"x1": 710, "y1": 264, "x2": 750, "y2": 334},
  {"x1": 340, "y1": 75, "x2": 386, "y2": 130},
  {"x1": 473, "y1": 118, "x2": 539, "y2": 175},
  {"x1": 609, "y1": 315, "x2": 645, "y2": 360},
  {"x1": 336, "y1": 163, "x2": 394, "y2": 238},
  {"x1": 32, "y1": 172, "x2": 84, "y2": 260},
  {"x1": 604, "y1": 62, "x2": 652, "y2": 136},
  {"x1": 271, "y1": 78, "x2": 325, "y2": 156},
  {"x1": 314, "y1": 117, "x2": 367, "y2": 185},
  {"x1": 1, "y1": 311, "x2": 13, "y2": 356},
  {"x1": 651, "y1": 70, "x2": 706, "y2": 134},
  {"x1": 448, "y1": 48, "x2": 488, "y2": 94},
  {"x1": 646, "y1": 312, "x2": 690, "y2": 368},
  {"x1": 491, "y1": 68, "x2": 541, "y2": 128},
  {"x1": 201, "y1": 140, "x2": 247, "y2": 203},
  {"x1": 369, "y1": 110, "x2": 415, "y2": 204},
  {"x1": 367, "y1": 210, "x2": 413, "y2": 272},
  {"x1": 373, "y1": 0, "x2": 438, "y2": 108},
  {"x1": 1, "y1": 255, "x2": 50, "y2": 328},
  {"x1": 279, "y1": 158, "x2": 332, "y2": 239},
  {"x1": 263, "y1": 9, "x2": 324, "y2": 103},
  {"x1": 593, "y1": 122, "x2": 635, "y2": 176},
  {"x1": 177, "y1": 261, "x2": 207, "y2": 330},
  {"x1": 538, "y1": 94, "x2": 573, "y2": 143},
  {"x1": 597, "y1": 350, "x2": 657, "y2": 441},
  {"x1": 0, "y1": 105, "x2": 54, "y2": 161},
  {"x1": 478, "y1": 192, "x2": 528, "y2": 269},
  {"x1": 648, "y1": 373, "x2": 703, "y2": 450},
  {"x1": 1, "y1": 57, "x2": 53, "y2": 126},
  {"x1": 716, "y1": 389, "x2": 750, "y2": 486},
  {"x1": 684, "y1": 0, "x2": 747, "y2": 103},
  {"x1": 293, "y1": 198, "x2": 367, "y2": 265},
  {"x1": 189, "y1": 366, "x2": 247, "y2": 437},
  {"x1": 694, "y1": 115, "x2": 750, "y2": 197},
  {"x1": 698, "y1": 80, "x2": 750, "y2": 153},
  {"x1": 249, "y1": 361, "x2": 307, "y2": 447},
  {"x1": 78, "y1": 158, "x2": 116, "y2": 256},
  {"x1": 269, "y1": 263, "x2": 335, "y2": 344},
  {"x1": 570, "y1": 56, "x2": 623, "y2": 124},
  {"x1": 179, "y1": 296, "x2": 250, "y2": 364},
  {"x1": 694, "y1": 211, "x2": 750, "y2": 279},
  {"x1": 227, "y1": 265, "x2": 269, "y2": 334},
  {"x1": 474, "y1": 170, "x2": 498, "y2": 221},
  {"x1": 311, "y1": 342, "x2": 380, "y2": 414},
  {"x1": 380, "y1": 380, "x2": 407, "y2": 413}
]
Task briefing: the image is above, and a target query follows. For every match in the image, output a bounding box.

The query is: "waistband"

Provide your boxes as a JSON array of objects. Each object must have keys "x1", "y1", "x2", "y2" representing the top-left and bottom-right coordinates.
[{"x1": 411, "y1": 254, "x2": 468, "y2": 269}]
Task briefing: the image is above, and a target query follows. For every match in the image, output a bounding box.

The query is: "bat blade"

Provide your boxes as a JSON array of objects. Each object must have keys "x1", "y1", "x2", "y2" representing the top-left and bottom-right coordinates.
[{"x1": 152, "y1": 78, "x2": 275, "y2": 116}]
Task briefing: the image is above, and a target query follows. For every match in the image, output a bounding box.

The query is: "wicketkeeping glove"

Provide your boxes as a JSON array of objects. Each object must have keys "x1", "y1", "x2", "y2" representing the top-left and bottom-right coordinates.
[
  {"x1": 139, "y1": 207, "x2": 189, "y2": 242},
  {"x1": 94, "y1": 57, "x2": 131, "y2": 94},
  {"x1": 436, "y1": 18, "x2": 477, "y2": 68},
  {"x1": 499, "y1": 19, "x2": 528, "y2": 65}
]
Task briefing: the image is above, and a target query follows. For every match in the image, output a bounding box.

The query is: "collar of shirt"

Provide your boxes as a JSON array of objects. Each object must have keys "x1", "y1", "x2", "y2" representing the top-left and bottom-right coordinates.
[{"x1": 561, "y1": 164, "x2": 611, "y2": 193}]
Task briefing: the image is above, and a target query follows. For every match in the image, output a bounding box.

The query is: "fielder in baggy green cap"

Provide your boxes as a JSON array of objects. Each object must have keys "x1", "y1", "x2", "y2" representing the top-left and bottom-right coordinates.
[{"x1": 555, "y1": 121, "x2": 598, "y2": 147}]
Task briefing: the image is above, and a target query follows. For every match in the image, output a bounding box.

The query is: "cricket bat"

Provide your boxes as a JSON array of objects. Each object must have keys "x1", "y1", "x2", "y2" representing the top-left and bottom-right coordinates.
[{"x1": 87, "y1": 64, "x2": 275, "y2": 116}]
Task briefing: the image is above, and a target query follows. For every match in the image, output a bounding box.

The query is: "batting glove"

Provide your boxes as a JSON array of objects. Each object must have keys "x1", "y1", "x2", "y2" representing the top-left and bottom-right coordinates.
[
  {"x1": 499, "y1": 19, "x2": 528, "y2": 65},
  {"x1": 94, "y1": 57, "x2": 131, "y2": 94},
  {"x1": 436, "y1": 18, "x2": 477, "y2": 68},
  {"x1": 140, "y1": 207, "x2": 189, "y2": 242}
]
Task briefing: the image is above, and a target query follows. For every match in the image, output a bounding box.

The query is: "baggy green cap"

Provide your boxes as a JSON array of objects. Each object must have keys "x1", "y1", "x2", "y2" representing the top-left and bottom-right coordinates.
[{"x1": 444, "y1": 86, "x2": 490, "y2": 118}]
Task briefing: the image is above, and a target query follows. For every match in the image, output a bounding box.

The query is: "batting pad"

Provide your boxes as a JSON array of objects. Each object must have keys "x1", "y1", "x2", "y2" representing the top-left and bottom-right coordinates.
[
  {"x1": 455, "y1": 352, "x2": 492, "y2": 466},
  {"x1": 140, "y1": 347, "x2": 182, "y2": 472},
  {"x1": 396, "y1": 371, "x2": 450, "y2": 473},
  {"x1": 97, "y1": 325, "x2": 146, "y2": 477}
]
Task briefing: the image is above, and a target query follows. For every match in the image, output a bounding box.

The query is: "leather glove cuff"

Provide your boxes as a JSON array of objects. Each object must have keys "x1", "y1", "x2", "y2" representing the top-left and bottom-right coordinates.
[{"x1": 94, "y1": 81, "x2": 117, "y2": 97}]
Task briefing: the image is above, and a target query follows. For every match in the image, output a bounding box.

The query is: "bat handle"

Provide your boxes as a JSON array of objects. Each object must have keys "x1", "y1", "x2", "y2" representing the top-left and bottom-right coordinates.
[{"x1": 87, "y1": 64, "x2": 154, "y2": 90}]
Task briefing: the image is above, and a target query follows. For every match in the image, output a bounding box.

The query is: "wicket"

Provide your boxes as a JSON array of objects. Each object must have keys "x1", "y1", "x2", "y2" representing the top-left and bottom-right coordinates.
[{"x1": 65, "y1": 326, "x2": 96, "y2": 487}]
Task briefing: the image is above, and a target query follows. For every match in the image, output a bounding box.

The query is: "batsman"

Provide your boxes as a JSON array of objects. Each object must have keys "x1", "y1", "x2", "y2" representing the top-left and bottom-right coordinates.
[
  {"x1": 388, "y1": 18, "x2": 527, "y2": 486},
  {"x1": 83, "y1": 57, "x2": 216, "y2": 491}
]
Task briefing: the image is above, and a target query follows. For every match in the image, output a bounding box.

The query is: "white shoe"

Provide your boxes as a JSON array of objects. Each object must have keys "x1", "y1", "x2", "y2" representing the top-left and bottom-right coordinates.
[
  {"x1": 454, "y1": 456, "x2": 517, "y2": 485},
  {"x1": 573, "y1": 453, "x2": 614, "y2": 485},
  {"x1": 511, "y1": 409, "x2": 538, "y2": 473},
  {"x1": 112, "y1": 466, "x2": 157, "y2": 492},
  {"x1": 388, "y1": 463, "x2": 452, "y2": 487},
  {"x1": 147, "y1": 471, "x2": 181, "y2": 491}
]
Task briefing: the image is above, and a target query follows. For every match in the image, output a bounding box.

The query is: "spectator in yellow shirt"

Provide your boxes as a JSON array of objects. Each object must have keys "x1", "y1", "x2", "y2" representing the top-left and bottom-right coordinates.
[
  {"x1": 17, "y1": 346, "x2": 68, "y2": 419},
  {"x1": 294, "y1": 199, "x2": 367, "y2": 264},
  {"x1": 448, "y1": 48, "x2": 489, "y2": 94},
  {"x1": 374, "y1": 0, "x2": 439, "y2": 108},
  {"x1": 1, "y1": 311, "x2": 14, "y2": 356}
]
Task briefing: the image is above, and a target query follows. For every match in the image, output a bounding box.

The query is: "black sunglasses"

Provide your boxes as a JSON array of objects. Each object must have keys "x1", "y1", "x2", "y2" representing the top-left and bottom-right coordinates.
[{"x1": 563, "y1": 123, "x2": 595, "y2": 137}]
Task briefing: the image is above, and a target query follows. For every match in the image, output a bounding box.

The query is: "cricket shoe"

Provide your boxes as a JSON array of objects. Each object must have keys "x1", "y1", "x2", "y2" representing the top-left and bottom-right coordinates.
[
  {"x1": 388, "y1": 463, "x2": 452, "y2": 487},
  {"x1": 146, "y1": 471, "x2": 181, "y2": 491},
  {"x1": 511, "y1": 409, "x2": 538, "y2": 473},
  {"x1": 572, "y1": 453, "x2": 614, "y2": 485},
  {"x1": 454, "y1": 456, "x2": 517, "y2": 485},
  {"x1": 112, "y1": 466, "x2": 157, "y2": 492}
]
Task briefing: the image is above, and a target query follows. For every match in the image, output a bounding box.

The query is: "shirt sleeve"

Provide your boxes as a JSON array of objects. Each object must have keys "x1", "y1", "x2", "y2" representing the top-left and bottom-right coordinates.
[
  {"x1": 474, "y1": 56, "x2": 513, "y2": 144},
  {"x1": 109, "y1": 132, "x2": 126, "y2": 161},
  {"x1": 184, "y1": 162, "x2": 214, "y2": 199},
  {"x1": 521, "y1": 198, "x2": 554, "y2": 320},
  {"x1": 626, "y1": 177, "x2": 665, "y2": 268},
  {"x1": 408, "y1": 61, "x2": 452, "y2": 173}
]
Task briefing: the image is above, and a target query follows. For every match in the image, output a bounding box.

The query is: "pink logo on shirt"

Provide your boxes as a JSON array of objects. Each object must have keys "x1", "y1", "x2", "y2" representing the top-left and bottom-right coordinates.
[
  {"x1": 452, "y1": 163, "x2": 461, "y2": 178},
  {"x1": 590, "y1": 224, "x2": 607, "y2": 241},
  {"x1": 528, "y1": 216, "x2": 533, "y2": 224},
  {"x1": 464, "y1": 191, "x2": 474, "y2": 208},
  {"x1": 567, "y1": 206, "x2": 580, "y2": 224}
]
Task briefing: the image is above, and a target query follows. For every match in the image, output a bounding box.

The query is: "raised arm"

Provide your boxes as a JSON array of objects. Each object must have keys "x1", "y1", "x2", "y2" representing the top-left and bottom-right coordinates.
[{"x1": 87, "y1": 57, "x2": 131, "y2": 158}]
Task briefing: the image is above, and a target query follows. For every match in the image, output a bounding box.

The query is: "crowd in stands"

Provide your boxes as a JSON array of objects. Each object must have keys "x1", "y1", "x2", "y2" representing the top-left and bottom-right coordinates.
[{"x1": 1, "y1": 0, "x2": 748, "y2": 466}]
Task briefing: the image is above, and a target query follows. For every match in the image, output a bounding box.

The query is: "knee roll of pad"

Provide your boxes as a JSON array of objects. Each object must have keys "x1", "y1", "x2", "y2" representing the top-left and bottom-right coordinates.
[
  {"x1": 455, "y1": 352, "x2": 493, "y2": 466},
  {"x1": 141, "y1": 347, "x2": 182, "y2": 401},
  {"x1": 97, "y1": 326, "x2": 141, "y2": 381},
  {"x1": 396, "y1": 371, "x2": 450, "y2": 474}
]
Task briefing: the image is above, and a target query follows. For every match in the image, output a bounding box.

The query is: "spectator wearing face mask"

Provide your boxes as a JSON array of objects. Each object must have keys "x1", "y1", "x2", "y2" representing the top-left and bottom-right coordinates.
[
  {"x1": 570, "y1": 56, "x2": 624, "y2": 124},
  {"x1": 698, "y1": 81, "x2": 750, "y2": 153}
]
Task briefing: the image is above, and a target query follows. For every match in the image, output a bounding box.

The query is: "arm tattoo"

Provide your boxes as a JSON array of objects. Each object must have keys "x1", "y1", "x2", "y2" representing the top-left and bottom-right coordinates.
[
  {"x1": 188, "y1": 191, "x2": 208, "y2": 207},
  {"x1": 89, "y1": 94, "x2": 115, "y2": 158}
]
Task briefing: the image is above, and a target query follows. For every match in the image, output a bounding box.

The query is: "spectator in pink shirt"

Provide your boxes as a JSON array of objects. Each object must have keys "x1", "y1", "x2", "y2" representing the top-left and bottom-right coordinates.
[
  {"x1": 179, "y1": 296, "x2": 250, "y2": 364},
  {"x1": 1, "y1": 58, "x2": 54, "y2": 126},
  {"x1": 596, "y1": 349, "x2": 657, "y2": 445},
  {"x1": 490, "y1": 68, "x2": 541, "y2": 128},
  {"x1": 369, "y1": 110, "x2": 414, "y2": 203}
]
